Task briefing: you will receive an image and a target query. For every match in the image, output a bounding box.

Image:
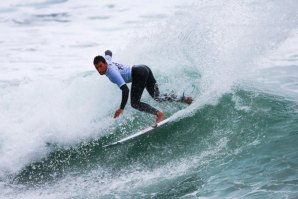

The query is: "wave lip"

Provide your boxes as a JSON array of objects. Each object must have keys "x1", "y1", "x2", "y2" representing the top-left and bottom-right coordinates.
[{"x1": 1, "y1": 0, "x2": 298, "y2": 198}]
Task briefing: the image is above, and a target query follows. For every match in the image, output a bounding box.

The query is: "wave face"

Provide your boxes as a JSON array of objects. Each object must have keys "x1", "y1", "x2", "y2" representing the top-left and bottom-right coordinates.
[{"x1": 1, "y1": 0, "x2": 298, "y2": 198}]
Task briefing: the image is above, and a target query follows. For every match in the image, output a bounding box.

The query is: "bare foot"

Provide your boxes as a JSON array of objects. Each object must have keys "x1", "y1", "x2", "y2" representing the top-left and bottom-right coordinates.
[
  {"x1": 183, "y1": 96, "x2": 193, "y2": 105},
  {"x1": 154, "y1": 111, "x2": 166, "y2": 127}
]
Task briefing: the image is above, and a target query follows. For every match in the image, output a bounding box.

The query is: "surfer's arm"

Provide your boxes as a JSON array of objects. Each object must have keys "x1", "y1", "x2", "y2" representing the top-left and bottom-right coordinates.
[
  {"x1": 114, "y1": 84, "x2": 128, "y2": 118},
  {"x1": 120, "y1": 84, "x2": 129, "y2": 110},
  {"x1": 104, "y1": 50, "x2": 113, "y2": 66},
  {"x1": 105, "y1": 50, "x2": 112, "y2": 57}
]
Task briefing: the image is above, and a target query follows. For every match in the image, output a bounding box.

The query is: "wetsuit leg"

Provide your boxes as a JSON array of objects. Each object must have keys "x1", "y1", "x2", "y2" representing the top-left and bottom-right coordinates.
[
  {"x1": 144, "y1": 66, "x2": 158, "y2": 98},
  {"x1": 131, "y1": 65, "x2": 159, "y2": 115},
  {"x1": 144, "y1": 66, "x2": 179, "y2": 102}
]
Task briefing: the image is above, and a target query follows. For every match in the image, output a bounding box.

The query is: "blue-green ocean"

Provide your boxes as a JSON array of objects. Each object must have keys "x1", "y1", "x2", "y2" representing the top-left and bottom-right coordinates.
[{"x1": 0, "y1": 0, "x2": 297, "y2": 198}]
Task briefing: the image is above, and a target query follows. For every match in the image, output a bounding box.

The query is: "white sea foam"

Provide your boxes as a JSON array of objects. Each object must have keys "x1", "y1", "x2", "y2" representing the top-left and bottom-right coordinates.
[
  {"x1": 0, "y1": 0, "x2": 297, "y2": 198},
  {"x1": 0, "y1": 0, "x2": 188, "y2": 179},
  {"x1": 2, "y1": 136, "x2": 229, "y2": 199}
]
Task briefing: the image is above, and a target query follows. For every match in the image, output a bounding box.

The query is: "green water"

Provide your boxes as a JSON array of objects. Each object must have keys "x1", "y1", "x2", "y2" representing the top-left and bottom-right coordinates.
[
  {"x1": 12, "y1": 89, "x2": 298, "y2": 198},
  {"x1": 1, "y1": 0, "x2": 297, "y2": 198}
]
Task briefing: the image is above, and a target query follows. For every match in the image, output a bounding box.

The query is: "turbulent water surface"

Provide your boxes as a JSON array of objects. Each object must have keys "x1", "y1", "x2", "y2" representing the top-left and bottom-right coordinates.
[{"x1": 0, "y1": 0, "x2": 298, "y2": 198}]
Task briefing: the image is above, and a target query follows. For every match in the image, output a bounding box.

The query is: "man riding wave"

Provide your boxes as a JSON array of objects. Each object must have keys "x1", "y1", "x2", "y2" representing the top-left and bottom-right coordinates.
[{"x1": 93, "y1": 50, "x2": 192, "y2": 126}]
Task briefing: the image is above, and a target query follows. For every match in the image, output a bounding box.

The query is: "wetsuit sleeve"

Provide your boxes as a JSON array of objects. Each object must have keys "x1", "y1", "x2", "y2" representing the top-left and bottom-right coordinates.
[
  {"x1": 104, "y1": 55, "x2": 112, "y2": 64},
  {"x1": 120, "y1": 84, "x2": 129, "y2": 109},
  {"x1": 104, "y1": 50, "x2": 112, "y2": 64},
  {"x1": 105, "y1": 50, "x2": 112, "y2": 57}
]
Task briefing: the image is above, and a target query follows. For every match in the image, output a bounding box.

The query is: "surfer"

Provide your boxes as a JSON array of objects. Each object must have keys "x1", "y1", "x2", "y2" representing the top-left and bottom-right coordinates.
[{"x1": 93, "y1": 50, "x2": 192, "y2": 125}]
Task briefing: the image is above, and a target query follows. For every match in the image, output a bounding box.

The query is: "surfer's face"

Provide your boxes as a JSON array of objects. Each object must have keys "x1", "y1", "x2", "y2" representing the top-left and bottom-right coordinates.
[{"x1": 95, "y1": 61, "x2": 107, "y2": 75}]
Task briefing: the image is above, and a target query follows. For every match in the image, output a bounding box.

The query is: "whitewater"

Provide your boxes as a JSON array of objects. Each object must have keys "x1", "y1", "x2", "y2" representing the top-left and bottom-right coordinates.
[{"x1": 0, "y1": 0, "x2": 298, "y2": 198}]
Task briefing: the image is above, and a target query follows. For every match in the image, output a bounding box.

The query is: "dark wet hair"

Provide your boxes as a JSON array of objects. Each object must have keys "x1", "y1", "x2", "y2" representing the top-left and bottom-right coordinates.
[{"x1": 93, "y1": 55, "x2": 106, "y2": 65}]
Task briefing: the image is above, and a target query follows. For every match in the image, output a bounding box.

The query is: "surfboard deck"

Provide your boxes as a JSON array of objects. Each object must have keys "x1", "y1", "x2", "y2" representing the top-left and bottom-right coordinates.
[{"x1": 103, "y1": 117, "x2": 171, "y2": 148}]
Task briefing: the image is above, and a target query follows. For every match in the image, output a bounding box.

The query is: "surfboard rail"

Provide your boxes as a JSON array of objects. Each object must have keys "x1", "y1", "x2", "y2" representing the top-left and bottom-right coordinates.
[{"x1": 103, "y1": 117, "x2": 171, "y2": 148}]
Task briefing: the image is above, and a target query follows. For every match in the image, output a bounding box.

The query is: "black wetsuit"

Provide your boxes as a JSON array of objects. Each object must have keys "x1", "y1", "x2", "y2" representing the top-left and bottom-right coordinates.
[
  {"x1": 102, "y1": 50, "x2": 179, "y2": 115},
  {"x1": 129, "y1": 65, "x2": 178, "y2": 115}
]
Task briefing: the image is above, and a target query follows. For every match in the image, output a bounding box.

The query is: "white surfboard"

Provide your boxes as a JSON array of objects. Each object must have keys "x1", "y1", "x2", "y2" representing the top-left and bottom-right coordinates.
[{"x1": 103, "y1": 117, "x2": 172, "y2": 148}]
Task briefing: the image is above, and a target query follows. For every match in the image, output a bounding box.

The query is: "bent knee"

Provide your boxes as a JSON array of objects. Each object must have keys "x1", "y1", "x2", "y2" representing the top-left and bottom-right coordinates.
[{"x1": 131, "y1": 101, "x2": 140, "y2": 109}]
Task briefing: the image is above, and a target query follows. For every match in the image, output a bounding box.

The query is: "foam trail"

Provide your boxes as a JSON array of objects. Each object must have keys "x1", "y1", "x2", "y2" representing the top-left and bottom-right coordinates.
[
  {"x1": 0, "y1": 0, "x2": 298, "y2": 198},
  {"x1": 0, "y1": 0, "x2": 187, "y2": 179},
  {"x1": 0, "y1": 74, "x2": 119, "y2": 176},
  {"x1": 122, "y1": 0, "x2": 298, "y2": 120}
]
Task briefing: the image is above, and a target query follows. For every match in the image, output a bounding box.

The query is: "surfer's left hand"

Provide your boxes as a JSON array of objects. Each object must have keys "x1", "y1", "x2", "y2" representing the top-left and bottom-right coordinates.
[{"x1": 114, "y1": 109, "x2": 123, "y2": 118}]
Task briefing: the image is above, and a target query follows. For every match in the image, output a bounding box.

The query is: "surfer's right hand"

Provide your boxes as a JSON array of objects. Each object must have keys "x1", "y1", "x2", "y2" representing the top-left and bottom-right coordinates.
[{"x1": 114, "y1": 109, "x2": 123, "y2": 118}]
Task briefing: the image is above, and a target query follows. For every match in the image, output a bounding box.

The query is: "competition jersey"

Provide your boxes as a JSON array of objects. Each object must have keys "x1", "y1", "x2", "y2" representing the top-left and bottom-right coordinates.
[{"x1": 104, "y1": 55, "x2": 132, "y2": 88}]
